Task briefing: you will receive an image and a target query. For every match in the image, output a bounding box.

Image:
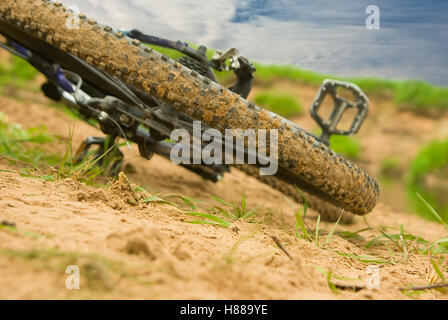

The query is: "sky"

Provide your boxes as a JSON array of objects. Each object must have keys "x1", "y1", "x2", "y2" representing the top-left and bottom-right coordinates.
[{"x1": 61, "y1": 0, "x2": 448, "y2": 86}]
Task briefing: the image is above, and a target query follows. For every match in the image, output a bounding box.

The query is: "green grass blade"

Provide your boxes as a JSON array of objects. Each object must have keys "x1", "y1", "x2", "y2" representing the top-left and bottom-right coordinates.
[
  {"x1": 241, "y1": 194, "x2": 246, "y2": 213},
  {"x1": 416, "y1": 192, "x2": 448, "y2": 230},
  {"x1": 315, "y1": 214, "x2": 320, "y2": 247},
  {"x1": 295, "y1": 207, "x2": 311, "y2": 242},
  {"x1": 295, "y1": 187, "x2": 309, "y2": 221},
  {"x1": 316, "y1": 267, "x2": 339, "y2": 294},
  {"x1": 336, "y1": 251, "x2": 394, "y2": 264},
  {"x1": 241, "y1": 208, "x2": 257, "y2": 220},
  {"x1": 142, "y1": 195, "x2": 175, "y2": 206},
  {"x1": 185, "y1": 220, "x2": 228, "y2": 228},
  {"x1": 184, "y1": 212, "x2": 232, "y2": 228},
  {"x1": 166, "y1": 194, "x2": 201, "y2": 209},
  {"x1": 212, "y1": 206, "x2": 234, "y2": 220},
  {"x1": 430, "y1": 258, "x2": 446, "y2": 283},
  {"x1": 324, "y1": 210, "x2": 343, "y2": 247}
]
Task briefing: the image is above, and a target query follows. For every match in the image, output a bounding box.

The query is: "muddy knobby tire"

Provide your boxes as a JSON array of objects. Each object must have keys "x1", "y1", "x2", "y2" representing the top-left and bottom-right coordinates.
[
  {"x1": 0, "y1": 0, "x2": 379, "y2": 215},
  {"x1": 236, "y1": 165, "x2": 354, "y2": 223}
]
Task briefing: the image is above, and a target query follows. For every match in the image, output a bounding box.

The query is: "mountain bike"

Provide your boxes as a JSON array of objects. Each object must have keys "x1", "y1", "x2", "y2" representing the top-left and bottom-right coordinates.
[{"x1": 0, "y1": 0, "x2": 379, "y2": 223}]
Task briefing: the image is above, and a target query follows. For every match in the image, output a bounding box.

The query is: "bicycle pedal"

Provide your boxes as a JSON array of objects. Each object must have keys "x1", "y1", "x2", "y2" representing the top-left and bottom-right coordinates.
[{"x1": 309, "y1": 79, "x2": 369, "y2": 144}]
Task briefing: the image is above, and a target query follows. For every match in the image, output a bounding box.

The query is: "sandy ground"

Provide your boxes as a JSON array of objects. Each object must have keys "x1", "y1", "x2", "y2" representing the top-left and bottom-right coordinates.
[{"x1": 0, "y1": 86, "x2": 447, "y2": 299}]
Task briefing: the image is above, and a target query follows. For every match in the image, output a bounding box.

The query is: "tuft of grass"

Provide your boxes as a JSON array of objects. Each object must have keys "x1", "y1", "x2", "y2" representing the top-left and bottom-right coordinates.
[
  {"x1": 0, "y1": 113, "x2": 123, "y2": 184},
  {"x1": 254, "y1": 91, "x2": 303, "y2": 117},
  {"x1": 210, "y1": 194, "x2": 260, "y2": 221},
  {"x1": 285, "y1": 192, "x2": 325, "y2": 245},
  {"x1": 179, "y1": 194, "x2": 260, "y2": 228},
  {"x1": 393, "y1": 80, "x2": 448, "y2": 116},
  {"x1": 407, "y1": 139, "x2": 448, "y2": 223},
  {"x1": 254, "y1": 63, "x2": 327, "y2": 87},
  {"x1": 54, "y1": 129, "x2": 122, "y2": 184}
]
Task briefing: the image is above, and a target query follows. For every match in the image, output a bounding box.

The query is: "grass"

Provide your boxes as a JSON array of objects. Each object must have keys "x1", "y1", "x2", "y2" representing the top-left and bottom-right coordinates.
[
  {"x1": 0, "y1": 224, "x2": 43, "y2": 239},
  {"x1": 209, "y1": 194, "x2": 259, "y2": 221},
  {"x1": 430, "y1": 258, "x2": 446, "y2": 283},
  {"x1": 363, "y1": 194, "x2": 448, "y2": 257},
  {"x1": 287, "y1": 190, "x2": 343, "y2": 248},
  {"x1": 289, "y1": 192, "x2": 343, "y2": 248},
  {"x1": 316, "y1": 267, "x2": 340, "y2": 294},
  {"x1": 254, "y1": 91, "x2": 304, "y2": 117},
  {"x1": 183, "y1": 212, "x2": 232, "y2": 228},
  {"x1": 312, "y1": 195, "x2": 448, "y2": 295},
  {"x1": 3, "y1": 129, "x2": 448, "y2": 296},
  {"x1": 253, "y1": 63, "x2": 327, "y2": 87},
  {"x1": 312, "y1": 195, "x2": 447, "y2": 295},
  {"x1": 0, "y1": 112, "x2": 122, "y2": 184},
  {"x1": 0, "y1": 110, "x2": 255, "y2": 230},
  {"x1": 380, "y1": 156, "x2": 403, "y2": 179},
  {"x1": 315, "y1": 214, "x2": 321, "y2": 247},
  {"x1": 365, "y1": 225, "x2": 429, "y2": 260},
  {"x1": 172, "y1": 194, "x2": 261, "y2": 228},
  {"x1": 293, "y1": 203, "x2": 312, "y2": 242},
  {"x1": 50, "y1": 128, "x2": 123, "y2": 184},
  {"x1": 0, "y1": 55, "x2": 39, "y2": 93},
  {"x1": 316, "y1": 266, "x2": 361, "y2": 294},
  {"x1": 312, "y1": 128, "x2": 362, "y2": 160},
  {"x1": 253, "y1": 64, "x2": 448, "y2": 116},
  {"x1": 0, "y1": 111, "x2": 57, "y2": 170},
  {"x1": 329, "y1": 135, "x2": 362, "y2": 160},
  {"x1": 393, "y1": 81, "x2": 448, "y2": 116},
  {"x1": 407, "y1": 138, "x2": 448, "y2": 222}
]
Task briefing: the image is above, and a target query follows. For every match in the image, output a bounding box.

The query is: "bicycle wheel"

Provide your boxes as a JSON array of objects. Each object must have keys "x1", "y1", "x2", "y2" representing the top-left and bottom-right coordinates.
[{"x1": 0, "y1": 0, "x2": 379, "y2": 215}]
